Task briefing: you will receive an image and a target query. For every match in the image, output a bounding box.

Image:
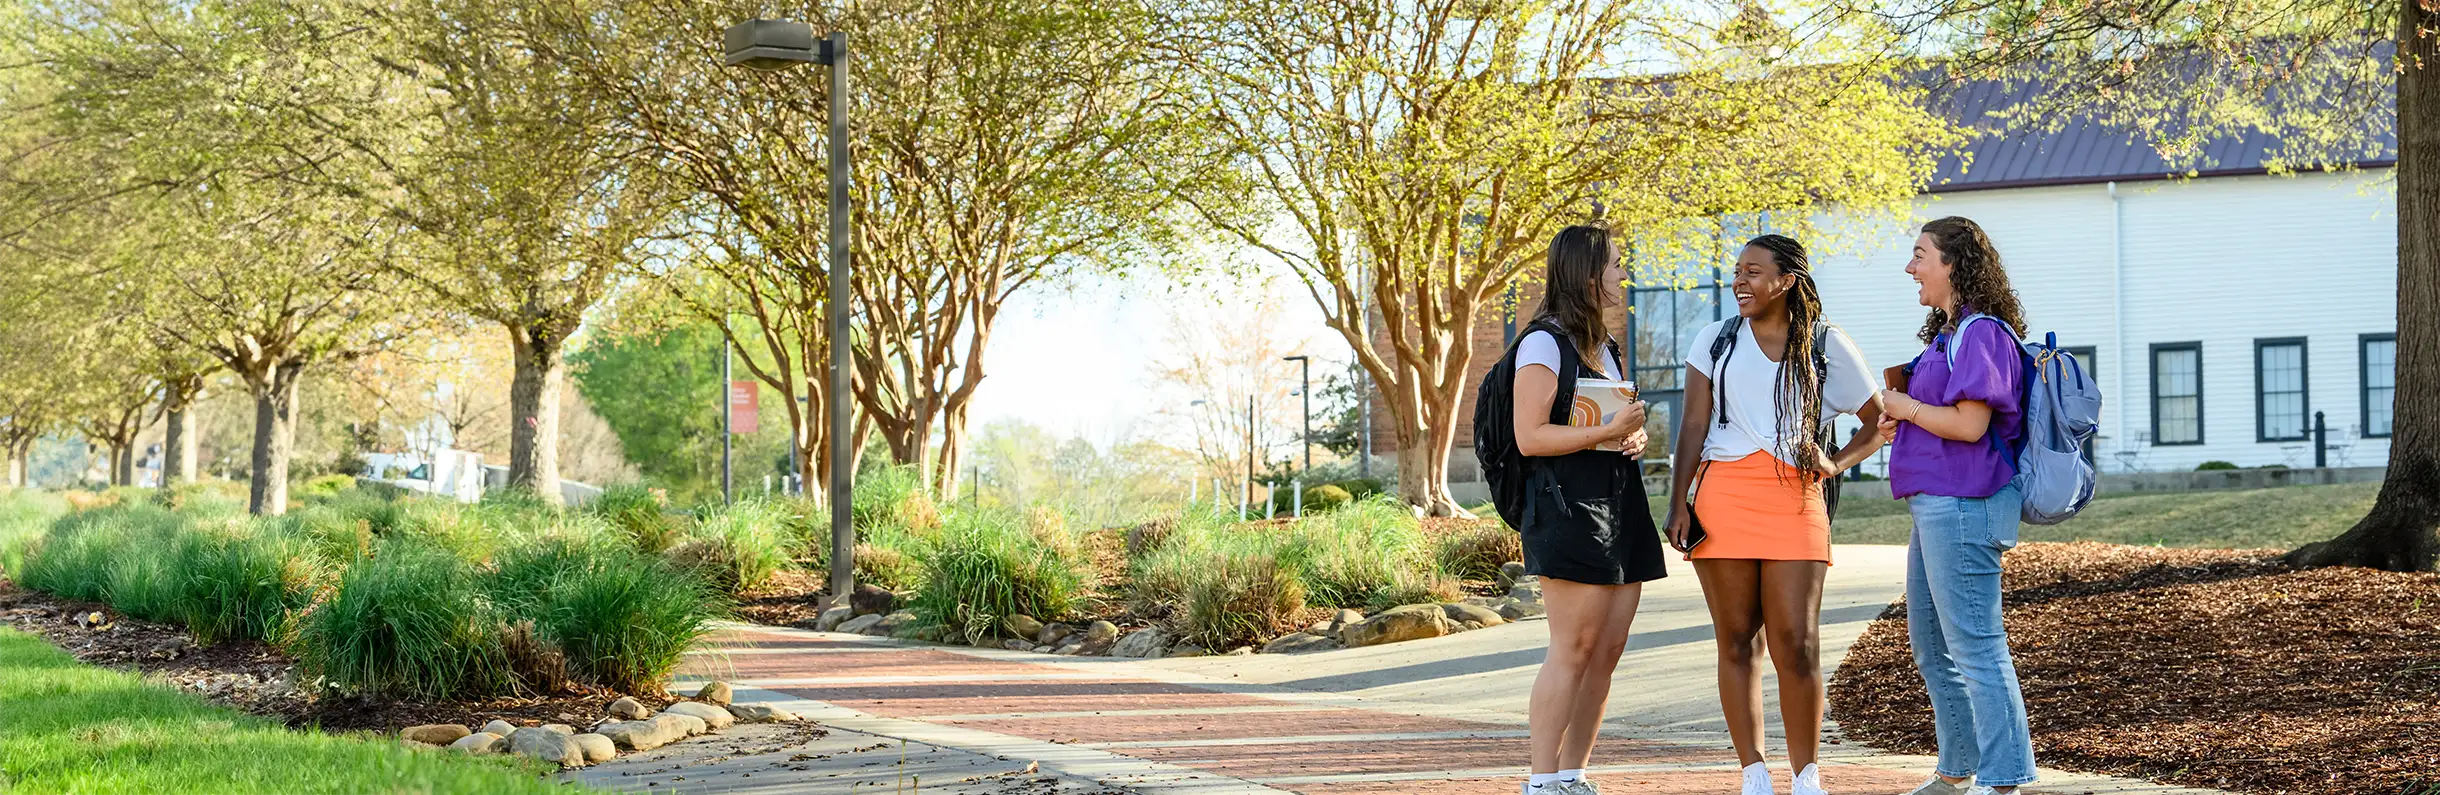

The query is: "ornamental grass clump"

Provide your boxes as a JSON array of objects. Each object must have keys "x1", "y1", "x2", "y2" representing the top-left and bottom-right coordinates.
[
  {"x1": 1281, "y1": 496, "x2": 1435, "y2": 609},
  {"x1": 911, "y1": 510, "x2": 1090, "y2": 645},
  {"x1": 299, "y1": 540, "x2": 510, "y2": 700},
  {"x1": 590, "y1": 484, "x2": 681, "y2": 554},
  {"x1": 668, "y1": 498, "x2": 797, "y2": 594},
  {"x1": 1177, "y1": 538, "x2": 1307, "y2": 651},
  {"x1": 1433, "y1": 521, "x2": 1523, "y2": 581}
]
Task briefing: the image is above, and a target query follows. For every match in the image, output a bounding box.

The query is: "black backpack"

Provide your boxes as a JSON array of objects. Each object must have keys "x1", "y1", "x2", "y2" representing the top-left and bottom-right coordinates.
[
  {"x1": 1706, "y1": 317, "x2": 1844, "y2": 519},
  {"x1": 1474, "y1": 319, "x2": 1621, "y2": 530}
]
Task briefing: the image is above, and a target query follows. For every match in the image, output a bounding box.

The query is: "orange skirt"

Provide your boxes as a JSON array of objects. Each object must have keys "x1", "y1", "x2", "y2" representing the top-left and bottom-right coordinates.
[{"x1": 1689, "y1": 451, "x2": 1832, "y2": 563}]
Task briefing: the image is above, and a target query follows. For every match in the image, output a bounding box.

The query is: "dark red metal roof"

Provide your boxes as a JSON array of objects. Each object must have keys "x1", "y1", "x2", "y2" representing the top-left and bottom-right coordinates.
[{"x1": 1921, "y1": 70, "x2": 2397, "y2": 193}]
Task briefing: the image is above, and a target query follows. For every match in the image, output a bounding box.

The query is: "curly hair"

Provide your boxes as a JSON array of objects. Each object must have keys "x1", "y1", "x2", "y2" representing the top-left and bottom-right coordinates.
[{"x1": 1916, "y1": 216, "x2": 2028, "y2": 344}]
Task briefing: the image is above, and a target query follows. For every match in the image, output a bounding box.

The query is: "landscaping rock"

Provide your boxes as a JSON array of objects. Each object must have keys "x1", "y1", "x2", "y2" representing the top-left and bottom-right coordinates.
[
  {"x1": 815, "y1": 605, "x2": 854, "y2": 632},
  {"x1": 1499, "y1": 560, "x2": 1527, "y2": 586},
  {"x1": 1225, "y1": 646, "x2": 1255, "y2": 656},
  {"x1": 400, "y1": 724, "x2": 471, "y2": 746},
  {"x1": 1507, "y1": 575, "x2": 1542, "y2": 602},
  {"x1": 1262, "y1": 632, "x2": 1341, "y2": 654},
  {"x1": 1342, "y1": 604, "x2": 1453, "y2": 648},
  {"x1": 446, "y1": 732, "x2": 503, "y2": 753},
  {"x1": 1332, "y1": 609, "x2": 1365, "y2": 630},
  {"x1": 875, "y1": 610, "x2": 918, "y2": 636},
  {"x1": 607, "y1": 696, "x2": 651, "y2": 720},
  {"x1": 539, "y1": 723, "x2": 577, "y2": 736},
  {"x1": 729, "y1": 703, "x2": 798, "y2": 723},
  {"x1": 850, "y1": 583, "x2": 898, "y2": 616},
  {"x1": 570, "y1": 733, "x2": 616, "y2": 763},
  {"x1": 1004, "y1": 614, "x2": 1044, "y2": 640},
  {"x1": 1497, "y1": 598, "x2": 1546, "y2": 620},
  {"x1": 694, "y1": 681, "x2": 734, "y2": 706},
  {"x1": 652, "y1": 712, "x2": 709, "y2": 738},
  {"x1": 1441, "y1": 602, "x2": 1508, "y2": 628},
  {"x1": 1165, "y1": 644, "x2": 1209, "y2": 658},
  {"x1": 1054, "y1": 643, "x2": 1082, "y2": 655},
  {"x1": 662, "y1": 701, "x2": 735, "y2": 730},
  {"x1": 1111, "y1": 627, "x2": 1170, "y2": 658},
  {"x1": 836, "y1": 613, "x2": 885, "y2": 634},
  {"x1": 506, "y1": 727, "x2": 584, "y2": 767},
  {"x1": 1032, "y1": 645, "x2": 1053, "y2": 653},
  {"x1": 480, "y1": 720, "x2": 517, "y2": 738},
  {"x1": 1080, "y1": 620, "x2": 1121, "y2": 655},
  {"x1": 596, "y1": 720, "x2": 675, "y2": 752},
  {"x1": 1003, "y1": 638, "x2": 1033, "y2": 651},
  {"x1": 1036, "y1": 622, "x2": 1073, "y2": 646}
]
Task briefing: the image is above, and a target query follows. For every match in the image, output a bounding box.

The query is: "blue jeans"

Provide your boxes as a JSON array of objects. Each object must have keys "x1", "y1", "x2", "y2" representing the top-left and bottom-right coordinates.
[{"x1": 1906, "y1": 483, "x2": 2037, "y2": 787}]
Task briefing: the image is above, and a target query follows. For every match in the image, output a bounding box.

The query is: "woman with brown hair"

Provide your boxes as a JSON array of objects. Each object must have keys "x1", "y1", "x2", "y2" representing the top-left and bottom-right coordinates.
[
  {"x1": 1875, "y1": 216, "x2": 2037, "y2": 795},
  {"x1": 1508, "y1": 224, "x2": 1665, "y2": 795}
]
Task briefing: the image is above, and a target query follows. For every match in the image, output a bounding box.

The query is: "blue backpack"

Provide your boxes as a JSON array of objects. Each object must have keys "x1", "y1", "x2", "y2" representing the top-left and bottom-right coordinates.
[{"x1": 1949, "y1": 314, "x2": 2103, "y2": 525}]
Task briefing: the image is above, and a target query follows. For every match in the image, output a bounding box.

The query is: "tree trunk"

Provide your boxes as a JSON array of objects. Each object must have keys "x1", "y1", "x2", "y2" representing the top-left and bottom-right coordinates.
[
  {"x1": 6, "y1": 446, "x2": 22, "y2": 489},
  {"x1": 248, "y1": 362, "x2": 303, "y2": 516},
  {"x1": 2285, "y1": 7, "x2": 2440, "y2": 572},
  {"x1": 162, "y1": 375, "x2": 202, "y2": 485},
  {"x1": 112, "y1": 443, "x2": 134, "y2": 486},
  {"x1": 507, "y1": 328, "x2": 565, "y2": 506}
]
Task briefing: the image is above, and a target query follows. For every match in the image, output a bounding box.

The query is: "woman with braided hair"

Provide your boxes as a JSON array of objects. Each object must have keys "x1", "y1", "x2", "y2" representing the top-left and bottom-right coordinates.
[
  {"x1": 1875, "y1": 216, "x2": 2037, "y2": 795},
  {"x1": 1664, "y1": 234, "x2": 1887, "y2": 795}
]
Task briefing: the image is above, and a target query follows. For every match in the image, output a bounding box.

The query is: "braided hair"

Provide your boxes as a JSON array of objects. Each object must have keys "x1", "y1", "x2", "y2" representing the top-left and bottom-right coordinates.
[
  {"x1": 1745, "y1": 234, "x2": 1828, "y2": 465},
  {"x1": 1916, "y1": 217, "x2": 2029, "y2": 343}
]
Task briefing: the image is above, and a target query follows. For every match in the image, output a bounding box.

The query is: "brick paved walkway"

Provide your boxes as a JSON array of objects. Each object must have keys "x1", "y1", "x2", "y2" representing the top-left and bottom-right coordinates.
[{"x1": 653, "y1": 624, "x2": 2211, "y2": 795}]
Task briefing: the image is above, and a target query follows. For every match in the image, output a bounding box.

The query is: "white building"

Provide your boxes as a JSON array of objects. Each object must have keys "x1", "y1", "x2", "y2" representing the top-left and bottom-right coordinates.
[{"x1": 1623, "y1": 92, "x2": 2398, "y2": 474}]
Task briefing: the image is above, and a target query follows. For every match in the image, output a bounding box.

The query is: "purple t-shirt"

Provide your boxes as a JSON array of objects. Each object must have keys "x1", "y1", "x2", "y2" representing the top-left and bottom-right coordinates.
[{"x1": 1891, "y1": 320, "x2": 2024, "y2": 499}]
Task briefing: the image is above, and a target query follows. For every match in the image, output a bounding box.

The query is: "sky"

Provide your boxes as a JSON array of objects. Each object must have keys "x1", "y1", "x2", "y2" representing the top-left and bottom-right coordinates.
[{"x1": 963, "y1": 261, "x2": 1350, "y2": 451}]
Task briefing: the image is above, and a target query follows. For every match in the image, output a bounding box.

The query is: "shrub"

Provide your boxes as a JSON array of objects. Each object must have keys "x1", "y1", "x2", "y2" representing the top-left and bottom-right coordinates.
[
  {"x1": 514, "y1": 552, "x2": 720, "y2": 694},
  {"x1": 2195, "y1": 461, "x2": 2240, "y2": 471},
  {"x1": 1331, "y1": 478, "x2": 1387, "y2": 500},
  {"x1": 852, "y1": 465, "x2": 941, "y2": 535},
  {"x1": 1177, "y1": 543, "x2": 1306, "y2": 651},
  {"x1": 1123, "y1": 518, "x2": 1175, "y2": 560},
  {"x1": 667, "y1": 499, "x2": 796, "y2": 594},
  {"x1": 1433, "y1": 522, "x2": 1523, "y2": 581},
  {"x1": 853, "y1": 543, "x2": 923, "y2": 591},
  {"x1": 591, "y1": 484, "x2": 680, "y2": 554},
  {"x1": 1282, "y1": 497, "x2": 1432, "y2": 609},
  {"x1": 296, "y1": 474, "x2": 357, "y2": 500},
  {"x1": 176, "y1": 524, "x2": 320, "y2": 644},
  {"x1": 1300, "y1": 484, "x2": 1355, "y2": 513},
  {"x1": 910, "y1": 510, "x2": 1090, "y2": 644},
  {"x1": 299, "y1": 541, "x2": 509, "y2": 700}
]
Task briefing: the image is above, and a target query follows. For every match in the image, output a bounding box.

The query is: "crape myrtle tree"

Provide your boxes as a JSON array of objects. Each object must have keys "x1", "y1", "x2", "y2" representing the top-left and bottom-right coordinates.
[
  {"x1": 517, "y1": 0, "x2": 1225, "y2": 501},
  {"x1": 13, "y1": 0, "x2": 425, "y2": 514},
  {"x1": 1850, "y1": 0, "x2": 2432, "y2": 570},
  {"x1": 1172, "y1": 0, "x2": 1960, "y2": 514}
]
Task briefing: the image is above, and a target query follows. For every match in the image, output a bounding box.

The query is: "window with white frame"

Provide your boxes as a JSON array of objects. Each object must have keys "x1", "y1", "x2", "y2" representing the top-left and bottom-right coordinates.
[
  {"x1": 2362, "y1": 334, "x2": 2395, "y2": 438},
  {"x1": 2255, "y1": 338, "x2": 2308, "y2": 442},
  {"x1": 2151, "y1": 343, "x2": 2203, "y2": 445}
]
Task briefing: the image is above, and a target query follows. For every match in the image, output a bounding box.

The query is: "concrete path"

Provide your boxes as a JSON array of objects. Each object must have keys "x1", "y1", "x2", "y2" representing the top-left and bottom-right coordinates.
[{"x1": 583, "y1": 544, "x2": 2226, "y2": 795}]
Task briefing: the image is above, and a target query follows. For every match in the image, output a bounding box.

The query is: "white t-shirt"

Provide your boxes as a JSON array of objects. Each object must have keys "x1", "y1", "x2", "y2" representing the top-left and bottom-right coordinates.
[
  {"x1": 1684, "y1": 319, "x2": 1874, "y2": 466},
  {"x1": 1514, "y1": 330, "x2": 1623, "y2": 380}
]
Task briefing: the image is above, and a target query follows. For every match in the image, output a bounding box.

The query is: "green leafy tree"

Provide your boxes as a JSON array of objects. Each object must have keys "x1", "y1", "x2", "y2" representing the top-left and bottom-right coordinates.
[
  {"x1": 570, "y1": 324, "x2": 726, "y2": 502},
  {"x1": 1172, "y1": 0, "x2": 1960, "y2": 514},
  {"x1": 1852, "y1": 0, "x2": 2429, "y2": 570}
]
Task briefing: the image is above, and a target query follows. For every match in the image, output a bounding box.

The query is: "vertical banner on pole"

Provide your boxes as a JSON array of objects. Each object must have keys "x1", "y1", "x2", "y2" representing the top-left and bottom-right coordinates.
[{"x1": 729, "y1": 381, "x2": 761, "y2": 434}]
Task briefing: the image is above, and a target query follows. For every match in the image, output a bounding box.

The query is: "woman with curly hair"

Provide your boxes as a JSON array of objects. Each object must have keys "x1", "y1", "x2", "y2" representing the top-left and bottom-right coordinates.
[{"x1": 1874, "y1": 216, "x2": 2036, "y2": 795}]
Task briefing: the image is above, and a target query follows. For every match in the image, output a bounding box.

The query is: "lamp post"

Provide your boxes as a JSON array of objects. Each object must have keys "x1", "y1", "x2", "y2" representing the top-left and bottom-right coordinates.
[
  {"x1": 1282, "y1": 355, "x2": 1311, "y2": 476},
  {"x1": 723, "y1": 19, "x2": 854, "y2": 609}
]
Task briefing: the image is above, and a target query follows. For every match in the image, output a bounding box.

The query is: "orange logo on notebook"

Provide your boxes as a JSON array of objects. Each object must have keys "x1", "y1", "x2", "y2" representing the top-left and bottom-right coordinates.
[{"x1": 1570, "y1": 395, "x2": 1602, "y2": 427}]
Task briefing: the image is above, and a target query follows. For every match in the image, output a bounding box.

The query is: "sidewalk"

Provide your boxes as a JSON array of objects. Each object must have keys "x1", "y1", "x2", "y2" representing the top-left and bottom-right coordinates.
[{"x1": 579, "y1": 545, "x2": 2228, "y2": 795}]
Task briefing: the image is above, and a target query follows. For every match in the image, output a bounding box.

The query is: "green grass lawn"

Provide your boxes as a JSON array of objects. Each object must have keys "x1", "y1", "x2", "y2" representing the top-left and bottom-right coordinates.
[
  {"x1": 0, "y1": 628, "x2": 578, "y2": 794},
  {"x1": 1826, "y1": 481, "x2": 2381, "y2": 549}
]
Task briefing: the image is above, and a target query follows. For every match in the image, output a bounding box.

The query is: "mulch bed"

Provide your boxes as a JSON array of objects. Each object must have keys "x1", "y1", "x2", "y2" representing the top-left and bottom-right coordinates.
[
  {"x1": 0, "y1": 581, "x2": 674, "y2": 736},
  {"x1": 1827, "y1": 542, "x2": 2440, "y2": 795}
]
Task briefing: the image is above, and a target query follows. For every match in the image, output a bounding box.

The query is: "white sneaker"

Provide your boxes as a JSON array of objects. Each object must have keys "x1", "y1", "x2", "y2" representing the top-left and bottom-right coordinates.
[
  {"x1": 1741, "y1": 761, "x2": 1776, "y2": 795},
  {"x1": 1904, "y1": 777, "x2": 1968, "y2": 795},
  {"x1": 1792, "y1": 763, "x2": 1827, "y2": 795},
  {"x1": 1554, "y1": 779, "x2": 1600, "y2": 795},
  {"x1": 1963, "y1": 788, "x2": 2000, "y2": 795}
]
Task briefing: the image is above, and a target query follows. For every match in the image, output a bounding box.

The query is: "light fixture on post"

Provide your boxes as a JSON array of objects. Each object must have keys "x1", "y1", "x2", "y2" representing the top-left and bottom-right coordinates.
[{"x1": 722, "y1": 18, "x2": 854, "y2": 609}]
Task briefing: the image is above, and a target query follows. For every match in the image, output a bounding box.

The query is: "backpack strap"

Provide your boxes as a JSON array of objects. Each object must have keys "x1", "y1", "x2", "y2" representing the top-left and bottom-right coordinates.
[
  {"x1": 1944, "y1": 313, "x2": 2006, "y2": 364},
  {"x1": 1521, "y1": 318, "x2": 1584, "y2": 426},
  {"x1": 1812, "y1": 321, "x2": 1837, "y2": 434},
  {"x1": 1709, "y1": 317, "x2": 1744, "y2": 428}
]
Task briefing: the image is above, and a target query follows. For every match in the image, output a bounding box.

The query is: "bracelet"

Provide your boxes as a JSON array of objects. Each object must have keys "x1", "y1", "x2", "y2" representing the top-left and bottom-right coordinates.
[{"x1": 1907, "y1": 402, "x2": 1925, "y2": 422}]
